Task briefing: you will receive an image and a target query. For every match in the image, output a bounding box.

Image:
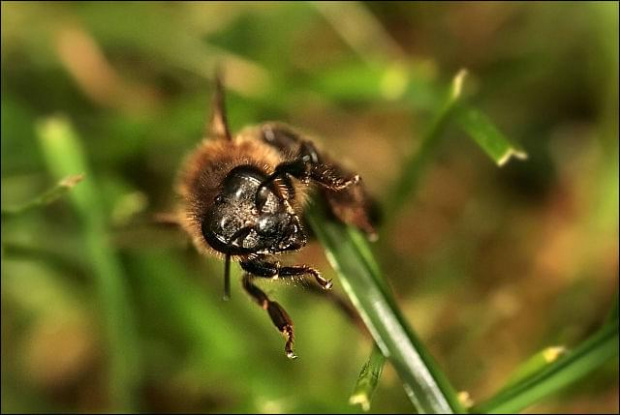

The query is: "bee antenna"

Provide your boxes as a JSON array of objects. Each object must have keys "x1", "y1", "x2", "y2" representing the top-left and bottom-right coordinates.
[
  {"x1": 209, "y1": 68, "x2": 232, "y2": 141},
  {"x1": 223, "y1": 253, "x2": 231, "y2": 301}
]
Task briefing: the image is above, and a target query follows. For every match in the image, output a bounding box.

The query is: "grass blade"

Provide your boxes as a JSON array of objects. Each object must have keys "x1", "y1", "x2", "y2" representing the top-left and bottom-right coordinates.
[
  {"x1": 389, "y1": 69, "x2": 468, "y2": 214},
  {"x1": 502, "y1": 346, "x2": 567, "y2": 390},
  {"x1": 308, "y1": 207, "x2": 466, "y2": 414},
  {"x1": 36, "y1": 117, "x2": 139, "y2": 411},
  {"x1": 456, "y1": 106, "x2": 528, "y2": 166},
  {"x1": 474, "y1": 320, "x2": 619, "y2": 414},
  {"x1": 349, "y1": 345, "x2": 386, "y2": 412},
  {"x1": 1, "y1": 174, "x2": 83, "y2": 219},
  {"x1": 389, "y1": 70, "x2": 528, "y2": 217}
]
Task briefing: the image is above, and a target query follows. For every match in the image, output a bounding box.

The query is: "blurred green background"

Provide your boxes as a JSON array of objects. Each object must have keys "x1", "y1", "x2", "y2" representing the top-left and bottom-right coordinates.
[{"x1": 1, "y1": 2, "x2": 618, "y2": 413}]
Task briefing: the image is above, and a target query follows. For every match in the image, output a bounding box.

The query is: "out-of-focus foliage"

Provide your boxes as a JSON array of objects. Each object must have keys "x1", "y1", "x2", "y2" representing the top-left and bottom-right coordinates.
[{"x1": 1, "y1": 2, "x2": 618, "y2": 413}]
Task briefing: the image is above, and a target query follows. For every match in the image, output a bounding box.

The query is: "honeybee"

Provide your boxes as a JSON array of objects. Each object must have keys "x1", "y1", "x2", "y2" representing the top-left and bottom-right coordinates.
[{"x1": 176, "y1": 74, "x2": 377, "y2": 358}]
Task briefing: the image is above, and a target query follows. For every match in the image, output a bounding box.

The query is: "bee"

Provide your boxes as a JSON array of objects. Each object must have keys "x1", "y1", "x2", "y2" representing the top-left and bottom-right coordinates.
[{"x1": 176, "y1": 73, "x2": 377, "y2": 359}]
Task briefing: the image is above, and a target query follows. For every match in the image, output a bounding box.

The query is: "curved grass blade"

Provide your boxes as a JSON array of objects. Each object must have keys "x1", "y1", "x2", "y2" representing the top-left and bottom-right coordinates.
[
  {"x1": 308, "y1": 206, "x2": 466, "y2": 414},
  {"x1": 474, "y1": 320, "x2": 619, "y2": 414},
  {"x1": 349, "y1": 345, "x2": 386, "y2": 412},
  {"x1": 456, "y1": 107, "x2": 528, "y2": 166},
  {"x1": 36, "y1": 117, "x2": 140, "y2": 411},
  {"x1": 501, "y1": 346, "x2": 567, "y2": 390}
]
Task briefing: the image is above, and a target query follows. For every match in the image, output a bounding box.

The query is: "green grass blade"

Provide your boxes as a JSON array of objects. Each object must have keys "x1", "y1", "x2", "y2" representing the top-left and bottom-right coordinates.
[
  {"x1": 389, "y1": 69, "x2": 468, "y2": 214},
  {"x1": 36, "y1": 117, "x2": 139, "y2": 411},
  {"x1": 1, "y1": 174, "x2": 83, "y2": 219},
  {"x1": 308, "y1": 207, "x2": 466, "y2": 414},
  {"x1": 474, "y1": 320, "x2": 619, "y2": 414},
  {"x1": 501, "y1": 346, "x2": 567, "y2": 390},
  {"x1": 349, "y1": 345, "x2": 386, "y2": 412},
  {"x1": 456, "y1": 106, "x2": 528, "y2": 166}
]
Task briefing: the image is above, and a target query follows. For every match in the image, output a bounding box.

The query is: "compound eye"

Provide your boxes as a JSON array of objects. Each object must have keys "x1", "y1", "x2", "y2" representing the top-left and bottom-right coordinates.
[
  {"x1": 219, "y1": 216, "x2": 233, "y2": 231},
  {"x1": 256, "y1": 185, "x2": 282, "y2": 214},
  {"x1": 213, "y1": 213, "x2": 242, "y2": 238},
  {"x1": 256, "y1": 186, "x2": 270, "y2": 211},
  {"x1": 232, "y1": 186, "x2": 246, "y2": 200},
  {"x1": 221, "y1": 172, "x2": 255, "y2": 202},
  {"x1": 256, "y1": 214, "x2": 279, "y2": 236}
]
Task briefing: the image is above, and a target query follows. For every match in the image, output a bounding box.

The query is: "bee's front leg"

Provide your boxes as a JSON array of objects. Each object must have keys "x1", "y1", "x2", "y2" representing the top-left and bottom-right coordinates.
[
  {"x1": 239, "y1": 254, "x2": 332, "y2": 289},
  {"x1": 242, "y1": 273, "x2": 297, "y2": 359}
]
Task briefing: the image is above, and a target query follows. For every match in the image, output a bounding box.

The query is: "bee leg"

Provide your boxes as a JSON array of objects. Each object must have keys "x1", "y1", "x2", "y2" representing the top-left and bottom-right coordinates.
[
  {"x1": 242, "y1": 273, "x2": 297, "y2": 359},
  {"x1": 260, "y1": 124, "x2": 378, "y2": 238},
  {"x1": 278, "y1": 264, "x2": 333, "y2": 289},
  {"x1": 240, "y1": 255, "x2": 333, "y2": 289},
  {"x1": 255, "y1": 142, "x2": 359, "y2": 208},
  {"x1": 261, "y1": 123, "x2": 362, "y2": 191},
  {"x1": 309, "y1": 164, "x2": 360, "y2": 191},
  {"x1": 255, "y1": 159, "x2": 308, "y2": 209}
]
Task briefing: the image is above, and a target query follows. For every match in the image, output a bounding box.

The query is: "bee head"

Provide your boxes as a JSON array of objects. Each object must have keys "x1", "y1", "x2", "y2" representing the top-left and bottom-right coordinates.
[{"x1": 201, "y1": 165, "x2": 307, "y2": 255}]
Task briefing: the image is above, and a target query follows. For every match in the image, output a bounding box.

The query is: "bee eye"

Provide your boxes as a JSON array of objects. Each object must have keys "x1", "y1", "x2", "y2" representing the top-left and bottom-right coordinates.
[
  {"x1": 233, "y1": 187, "x2": 245, "y2": 200},
  {"x1": 256, "y1": 186, "x2": 274, "y2": 211},
  {"x1": 257, "y1": 215, "x2": 278, "y2": 235}
]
